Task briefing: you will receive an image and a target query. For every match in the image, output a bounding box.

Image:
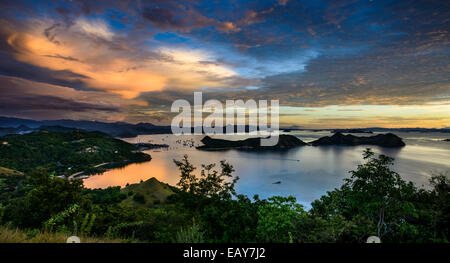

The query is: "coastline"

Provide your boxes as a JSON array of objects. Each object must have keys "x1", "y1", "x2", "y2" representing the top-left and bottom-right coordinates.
[{"x1": 68, "y1": 157, "x2": 151, "y2": 180}]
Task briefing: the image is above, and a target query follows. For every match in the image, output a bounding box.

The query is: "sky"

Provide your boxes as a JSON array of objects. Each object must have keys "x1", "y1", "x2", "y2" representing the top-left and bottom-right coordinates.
[{"x1": 0, "y1": 0, "x2": 449, "y2": 128}]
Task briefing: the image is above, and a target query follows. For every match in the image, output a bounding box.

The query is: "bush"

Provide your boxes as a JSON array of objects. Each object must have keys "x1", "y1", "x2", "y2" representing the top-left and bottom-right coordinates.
[
  {"x1": 133, "y1": 193, "x2": 146, "y2": 204},
  {"x1": 175, "y1": 220, "x2": 204, "y2": 243},
  {"x1": 256, "y1": 196, "x2": 305, "y2": 242}
]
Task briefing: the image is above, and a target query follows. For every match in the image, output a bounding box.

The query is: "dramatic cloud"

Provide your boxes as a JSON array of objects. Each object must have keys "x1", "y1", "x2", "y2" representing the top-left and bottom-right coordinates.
[
  {"x1": 0, "y1": 16, "x2": 240, "y2": 99},
  {"x1": 0, "y1": 75, "x2": 130, "y2": 120},
  {"x1": 0, "y1": 0, "x2": 448, "y2": 127},
  {"x1": 142, "y1": 3, "x2": 240, "y2": 33}
]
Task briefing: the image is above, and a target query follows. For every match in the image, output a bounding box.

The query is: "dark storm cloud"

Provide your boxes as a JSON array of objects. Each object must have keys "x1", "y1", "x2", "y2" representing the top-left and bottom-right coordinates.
[
  {"x1": 0, "y1": 95, "x2": 119, "y2": 113},
  {"x1": 0, "y1": 75, "x2": 122, "y2": 120},
  {"x1": 141, "y1": 1, "x2": 240, "y2": 33},
  {"x1": 142, "y1": 7, "x2": 183, "y2": 29},
  {"x1": 0, "y1": 52, "x2": 90, "y2": 90},
  {"x1": 0, "y1": 30, "x2": 91, "y2": 90}
]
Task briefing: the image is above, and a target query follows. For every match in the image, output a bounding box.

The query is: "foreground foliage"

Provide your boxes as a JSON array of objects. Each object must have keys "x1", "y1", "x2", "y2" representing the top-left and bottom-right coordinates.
[{"x1": 0, "y1": 226, "x2": 123, "y2": 243}]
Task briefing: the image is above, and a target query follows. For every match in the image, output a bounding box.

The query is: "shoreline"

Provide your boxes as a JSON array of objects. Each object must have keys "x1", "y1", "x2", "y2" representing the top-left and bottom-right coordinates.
[{"x1": 68, "y1": 157, "x2": 152, "y2": 180}]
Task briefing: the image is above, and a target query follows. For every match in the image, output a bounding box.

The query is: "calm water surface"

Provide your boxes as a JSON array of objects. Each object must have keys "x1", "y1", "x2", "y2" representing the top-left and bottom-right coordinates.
[{"x1": 83, "y1": 131, "x2": 450, "y2": 207}]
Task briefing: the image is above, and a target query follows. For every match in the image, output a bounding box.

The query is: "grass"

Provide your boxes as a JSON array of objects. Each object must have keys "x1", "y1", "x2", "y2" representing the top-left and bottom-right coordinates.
[
  {"x1": 0, "y1": 227, "x2": 125, "y2": 243},
  {"x1": 121, "y1": 177, "x2": 175, "y2": 208},
  {"x1": 0, "y1": 167, "x2": 23, "y2": 187},
  {"x1": 0, "y1": 166, "x2": 23, "y2": 177}
]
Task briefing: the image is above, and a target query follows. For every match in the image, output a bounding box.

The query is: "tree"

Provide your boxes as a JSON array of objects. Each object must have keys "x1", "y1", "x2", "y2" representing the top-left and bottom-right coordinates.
[
  {"x1": 173, "y1": 155, "x2": 258, "y2": 242},
  {"x1": 173, "y1": 155, "x2": 197, "y2": 193},
  {"x1": 173, "y1": 155, "x2": 239, "y2": 199},
  {"x1": 256, "y1": 196, "x2": 305, "y2": 242},
  {"x1": 427, "y1": 174, "x2": 449, "y2": 242},
  {"x1": 311, "y1": 148, "x2": 418, "y2": 241},
  {"x1": 199, "y1": 194, "x2": 260, "y2": 242},
  {"x1": 4, "y1": 168, "x2": 89, "y2": 228}
]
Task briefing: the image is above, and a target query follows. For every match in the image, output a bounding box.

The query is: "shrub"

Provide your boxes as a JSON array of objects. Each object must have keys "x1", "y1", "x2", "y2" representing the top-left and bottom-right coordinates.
[
  {"x1": 175, "y1": 220, "x2": 204, "y2": 243},
  {"x1": 133, "y1": 193, "x2": 146, "y2": 204}
]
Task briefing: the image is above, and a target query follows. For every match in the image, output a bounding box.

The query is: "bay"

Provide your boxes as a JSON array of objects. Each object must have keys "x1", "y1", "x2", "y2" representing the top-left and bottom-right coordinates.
[{"x1": 83, "y1": 131, "x2": 450, "y2": 207}]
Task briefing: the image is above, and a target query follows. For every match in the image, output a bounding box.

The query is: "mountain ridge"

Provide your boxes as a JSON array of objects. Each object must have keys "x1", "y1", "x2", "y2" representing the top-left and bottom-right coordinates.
[{"x1": 0, "y1": 117, "x2": 171, "y2": 137}]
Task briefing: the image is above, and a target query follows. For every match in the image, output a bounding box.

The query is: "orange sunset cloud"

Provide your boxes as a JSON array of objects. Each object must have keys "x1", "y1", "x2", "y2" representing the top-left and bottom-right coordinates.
[{"x1": 5, "y1": 17, "x2": 237, "y2": 99}]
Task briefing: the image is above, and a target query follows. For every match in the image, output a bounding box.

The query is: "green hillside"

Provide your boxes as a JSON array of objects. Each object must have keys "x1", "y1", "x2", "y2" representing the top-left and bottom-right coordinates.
[
  {"x1": 0, "y1": 130, "x2": 151, "y2": 175},
  {"x1": 121, "y1": 177, "x2": 176, "y2": 208}
]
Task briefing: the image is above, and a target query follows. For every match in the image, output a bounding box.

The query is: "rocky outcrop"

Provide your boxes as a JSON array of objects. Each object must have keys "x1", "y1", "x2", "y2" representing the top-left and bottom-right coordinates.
[
  {"x1": 311, "y1": 132, "x2": 405, "y2": 147},
  {"x1": 197, "y1": 134, "x2": 307, "y2": 150}
]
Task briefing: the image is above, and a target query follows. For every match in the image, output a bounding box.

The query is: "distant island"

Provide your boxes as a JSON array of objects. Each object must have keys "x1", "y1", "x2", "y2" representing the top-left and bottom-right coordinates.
[
  {"x1": 444, "y1": 139, "x2": 450, "y2": 142},
  {"x1": 311, "y1": 132, "x2": 405, "y2": 147},
  {"x1": 197, "y1": 132, "x2": 406, "y2": 149},
  {"x1": 282, "y1": 127, "x2": 450, "y2": 134},
  {"x1": 331, "y1": 129, "x2": 373, "y2": 134},
  {"x1": 197, "y1": 134, "x2": 307, "y2": 150}
]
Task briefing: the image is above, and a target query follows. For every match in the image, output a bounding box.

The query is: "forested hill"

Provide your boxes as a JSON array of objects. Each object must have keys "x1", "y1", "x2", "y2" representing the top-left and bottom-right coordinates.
[
  {"x1": 0, "y1": 117, "x2": 171, "y2": 137},
  {"x1": 0, "y1": 130, "x2": 150, "y2": 175}
]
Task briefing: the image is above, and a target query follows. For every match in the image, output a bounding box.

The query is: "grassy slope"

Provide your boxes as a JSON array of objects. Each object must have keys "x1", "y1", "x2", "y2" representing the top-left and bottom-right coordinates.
[
  {"x1": 0, "y1": 166, "x2": 23, "y2": 177},
  {"x1": 0, "y1": 166, "x2": 23, "y2": 187},
  {"x1": 121, "y1": 177, "x2": 175, "y2": 208},
  {"x1": 0, "y1": 227, "x2": 124, "y2": 243}
]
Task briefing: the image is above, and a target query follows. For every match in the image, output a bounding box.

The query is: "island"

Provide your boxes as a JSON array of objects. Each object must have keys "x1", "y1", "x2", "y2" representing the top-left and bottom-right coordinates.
[
  {"x1": 444, "y1": 139, "x2": 450, "y2": 142},
  {"x1": 197, "y1": 134, "x2": 307, "y2": 150},
  {"x1": 311, "y1": 132, "x2": 405, "y2": 147},
  {"x1": 331, "y1": 129, "x2": 373, "y2": 134}
]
